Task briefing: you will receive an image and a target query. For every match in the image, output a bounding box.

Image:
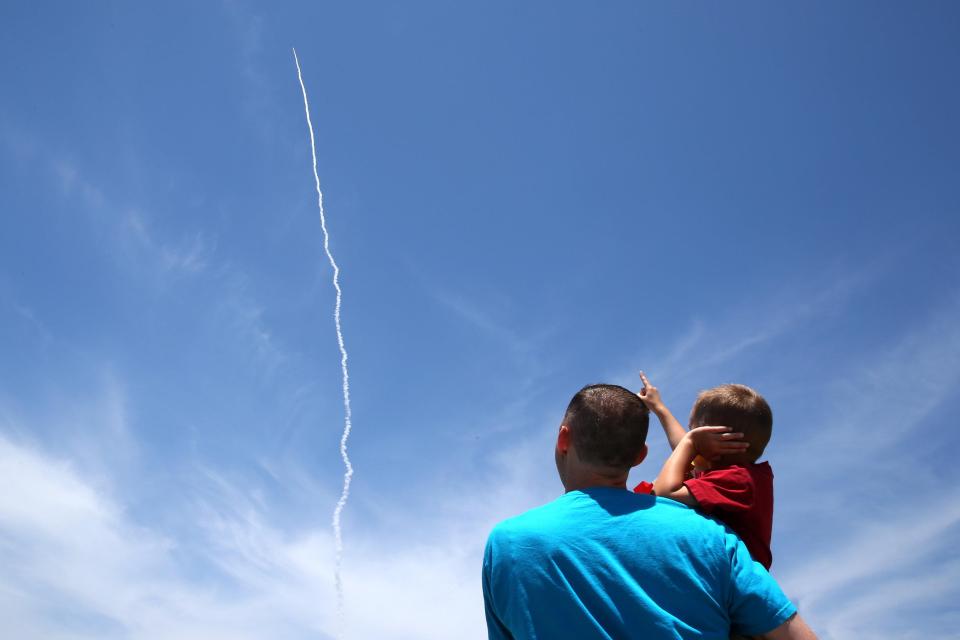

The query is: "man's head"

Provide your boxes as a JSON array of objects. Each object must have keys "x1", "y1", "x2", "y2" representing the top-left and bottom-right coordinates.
[
  {"x1": 555, "y1": 384, "x2": 650, "y2": 491},
  {"x1": 689, "y1": 384, "x2": 772, "y2": 463}
]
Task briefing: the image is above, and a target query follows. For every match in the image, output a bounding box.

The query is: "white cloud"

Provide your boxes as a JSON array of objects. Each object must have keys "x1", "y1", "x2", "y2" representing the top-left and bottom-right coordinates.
[
  {"x1": 5, "y1": 134, "x2": 292, "y2": 380},
  {"x1": 0, "y1": 288, "x2": 53, "y2": 345},
  {"x1": 0, "y1": 426, "x2": 515, "y2": 639},
  {"x1": 771, "y1": 295, "x2": 960, "y2": 638},
  {"x1": 613, "y1": 264, "x2": 877, "y2": 392},
  {"x1": 811, "y1": 558, "x2": 960, "y2": 639},
  {"x1": 123, "y1": 208, "x2": 211, "y2": 274},
  {"x1": 48, "y1": 154, "x2": 213, "y2": 279},
  {"x1": 813, "y1": 293, "x2": 960, "y2": 458},
  {"x1": 782, "y1": 494, "x2": 960, "y2": 612}
]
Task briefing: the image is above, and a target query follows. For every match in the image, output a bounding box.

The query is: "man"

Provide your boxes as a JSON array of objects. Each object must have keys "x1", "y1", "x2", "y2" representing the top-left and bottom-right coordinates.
[{"x1": 482, "y1": 384, "x2": 816, "y2": 639}]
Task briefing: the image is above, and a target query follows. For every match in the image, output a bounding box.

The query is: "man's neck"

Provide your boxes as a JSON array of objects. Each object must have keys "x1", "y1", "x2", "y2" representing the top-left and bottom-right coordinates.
[{"x1": 563, "y1": 469, "x2": 630, "y2": 493}]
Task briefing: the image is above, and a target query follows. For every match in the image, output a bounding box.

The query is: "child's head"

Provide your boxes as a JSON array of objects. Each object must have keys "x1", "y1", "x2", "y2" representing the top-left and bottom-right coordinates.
[{"x1": 690, "y1": 384, "x2": 772, "y2": 464}]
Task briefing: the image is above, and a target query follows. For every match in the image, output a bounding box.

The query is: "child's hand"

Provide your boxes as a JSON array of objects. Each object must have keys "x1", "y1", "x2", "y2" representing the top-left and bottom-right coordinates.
[
  {"x1": 638, "y1": 371, "x2": 664, "y2": 411},
  {"x1": 688, "y1": 426, "x2": 749, "y2": 461}
]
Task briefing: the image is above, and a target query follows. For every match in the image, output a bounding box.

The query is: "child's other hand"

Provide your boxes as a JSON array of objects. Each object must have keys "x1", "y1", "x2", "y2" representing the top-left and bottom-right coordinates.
[
  {"x1": 688, "y1": 426, "x2": 749, "y2": 460},
  {"x1": 638, "y1": 371, "x2": 664, "y2": 411}
]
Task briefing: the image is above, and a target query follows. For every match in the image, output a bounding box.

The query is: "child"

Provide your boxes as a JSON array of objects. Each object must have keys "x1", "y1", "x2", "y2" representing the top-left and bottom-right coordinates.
[{"x1": 637, "y1": 372, "x2": 775, "y2": 570}]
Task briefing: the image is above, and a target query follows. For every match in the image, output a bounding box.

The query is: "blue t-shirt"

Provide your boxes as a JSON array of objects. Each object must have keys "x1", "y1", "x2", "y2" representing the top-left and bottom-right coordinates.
[{"x1": 483, "y1": 488, "x2": 796, "y2": 639}]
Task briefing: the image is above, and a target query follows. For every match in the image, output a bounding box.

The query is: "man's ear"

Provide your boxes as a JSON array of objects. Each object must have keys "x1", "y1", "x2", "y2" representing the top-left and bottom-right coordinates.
[
  {"x1": 633, "y1": 443, "x2": 648, "y2": 467},
  {"x1": 557, "y1": 425, "x2": 570, "y2": 454}
]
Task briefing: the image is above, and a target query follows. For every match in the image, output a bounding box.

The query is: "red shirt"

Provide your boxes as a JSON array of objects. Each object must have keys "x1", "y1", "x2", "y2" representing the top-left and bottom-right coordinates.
[
  {"x1": 684, "y1": 462, "x2": 774, "y2": 569},
  {"x1": 633, "y1": 463, "x2": 774, "y2": 569}
]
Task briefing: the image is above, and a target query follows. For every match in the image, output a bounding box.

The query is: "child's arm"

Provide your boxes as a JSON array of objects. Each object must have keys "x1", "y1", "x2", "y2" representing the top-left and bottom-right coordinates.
[
  {"x1": 638, "y1": 371, "x2": 687, "y2": 450},
  {"x1": 652, "y1": 426, "x2": 749, "y2": 505}
]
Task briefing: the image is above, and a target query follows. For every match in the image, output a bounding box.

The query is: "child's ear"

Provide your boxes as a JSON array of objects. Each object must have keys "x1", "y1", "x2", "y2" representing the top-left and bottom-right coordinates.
[{"x1": 633, "y1": 444, "x2": 648, "y2": 467}]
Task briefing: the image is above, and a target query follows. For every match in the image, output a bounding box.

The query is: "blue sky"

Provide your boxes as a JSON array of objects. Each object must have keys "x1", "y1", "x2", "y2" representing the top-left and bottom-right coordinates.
[{"x1": 2, "y1": 2, "x2": 959, "y2": 638}]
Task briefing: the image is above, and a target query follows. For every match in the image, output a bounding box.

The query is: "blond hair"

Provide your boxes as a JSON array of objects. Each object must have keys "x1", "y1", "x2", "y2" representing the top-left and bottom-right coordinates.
[{"x1": 690, "y1": 384, "x2": 772, "y2": 461}]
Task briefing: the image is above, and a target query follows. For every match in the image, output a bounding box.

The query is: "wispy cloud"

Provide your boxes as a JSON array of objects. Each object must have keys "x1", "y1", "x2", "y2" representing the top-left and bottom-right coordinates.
[
  {"x1": 123, "y1": 208, "x2": 210, "y2": 274},
  {"x1": 811, "y1": 293, "x2": 960, "y2": 459},
  {"x1": 809, "y1": 558, "x2": 960, "y2": 639},
  {"x1": 773, "y1": 293, "x2": 960, "y2": 638},
  {"x1": 52, "y1": 157, "x2": 213, "y2": 278},
  {"x1": 0, "y1": 428, "x2": 505, "y2": 639},
  {"x1": 430, "y1": 286, "x2": 536, "y2": 355},
  {"x1": 221, "y1": 0, "x2": 285, "y2": 146},
  {"x1": 783, "y1": 494, "x2": 960, "y2": 619},
  {"x1": 54, "y1": 159, "x2": 107, "y2": 210},
  {"x1": 0, "y1": 287, "x2": 53, "y2": 345},
  {"x1": 0, "y1": 372, "x2": 543, "y2": 640},
  {"x1": 616, "y1": 265, "x2": 878, "y2": 392},
  {"x1": 426, "y1": 283, "x2": 560, "y2": 386},
  {"x1": 0, "y1": 121, "x2": 213, "y2": 282},
  {"x1": 1, "y1": 131, "x2": 291, "y2": 380}
]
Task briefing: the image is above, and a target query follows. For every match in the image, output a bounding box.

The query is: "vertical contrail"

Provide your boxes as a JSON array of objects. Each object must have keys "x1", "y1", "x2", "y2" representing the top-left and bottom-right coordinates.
[{"x1": 292, "y1": 48, "x2": 354, "y2": 637}]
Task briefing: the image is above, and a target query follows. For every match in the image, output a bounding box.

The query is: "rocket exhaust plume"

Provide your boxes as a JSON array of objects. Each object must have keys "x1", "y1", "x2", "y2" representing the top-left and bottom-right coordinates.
[{"x1": 292, "y1": 47, "x2": 354, "y2": 637}]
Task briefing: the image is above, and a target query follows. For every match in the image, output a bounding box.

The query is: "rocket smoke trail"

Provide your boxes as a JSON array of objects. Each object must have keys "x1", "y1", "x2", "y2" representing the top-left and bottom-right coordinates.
[{"x1": 292, "y1": 48, "x2": 354, "y2": 635}]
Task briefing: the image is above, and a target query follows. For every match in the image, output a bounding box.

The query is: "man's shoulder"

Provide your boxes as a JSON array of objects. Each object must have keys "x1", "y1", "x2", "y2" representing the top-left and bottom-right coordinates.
[
  {"x1": 485, "y1": 497, "x2": 569, "y2": 571},
  {"x1": 488, "y1": 490, "x2": 725, "y2": 544},
  {"x1": 488, "y1": 494, "x2": 570, "y2": 541}
]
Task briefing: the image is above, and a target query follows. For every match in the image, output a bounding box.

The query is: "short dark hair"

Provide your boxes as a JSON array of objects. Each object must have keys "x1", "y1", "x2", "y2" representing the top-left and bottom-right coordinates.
[
  {"x1": 690, "y1": 384, "x2": 773, "y2": 461},
  {"x1": 562, "y1": 384, "x2": 649, "y2": 469}
]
